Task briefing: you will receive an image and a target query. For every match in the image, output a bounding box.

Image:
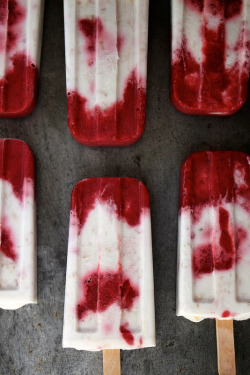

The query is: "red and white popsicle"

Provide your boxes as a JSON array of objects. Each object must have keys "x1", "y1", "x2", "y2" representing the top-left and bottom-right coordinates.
[
  {"x1": 63, "y1": 178, "x2": 155, "y2": 373},
  {"x1": 64, "y1": 0, "x2": 149, "y2": 146},
  {"x1": 177, "y1": 151, "x2": 250, "y2": 374},
  {"x1": 0, "y1": 139, "x2": 36, "y2": 309},
  {"x1": 0, "y1": 0, "x2": 44, "y2": 117},
  {"x1": 171, "y1": 0, "x2": 250, "y2": 115}
]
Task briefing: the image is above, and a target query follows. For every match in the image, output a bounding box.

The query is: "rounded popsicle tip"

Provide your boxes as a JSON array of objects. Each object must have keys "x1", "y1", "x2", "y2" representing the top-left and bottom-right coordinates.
[
  {"x1": 0, "y1": 55, "x2": 39, "y2": 118},
  {"x1": 170, "y1": 92, "x2": 248, "y2": 116},
  {"x1": 70, "y1": 177, "x2": 150, "y2": 229},
  {"x1": 72, "y1": 132, "x2": 145, "y2": 147},
  {"x1": 0, "y1": 95, "x2": 38, "y2": 118},
  {"x1": 0, "y1": 138, "x2": 35, "y2": 175}
]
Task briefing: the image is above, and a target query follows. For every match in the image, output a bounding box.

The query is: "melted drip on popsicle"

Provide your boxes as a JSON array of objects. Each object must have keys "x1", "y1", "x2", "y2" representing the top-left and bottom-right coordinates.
[
  {"x1": 171, "y1": 0, "x2": 248, "y2": 114},
  {"x1": 67, "y1": 70, "x2": 146, "y2": 146}
]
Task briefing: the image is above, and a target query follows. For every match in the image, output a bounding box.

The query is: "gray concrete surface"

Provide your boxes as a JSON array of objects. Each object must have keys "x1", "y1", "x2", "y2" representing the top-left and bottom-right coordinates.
[{"x1": 0, "y1": 0, "x2": 249, "y2": 374}]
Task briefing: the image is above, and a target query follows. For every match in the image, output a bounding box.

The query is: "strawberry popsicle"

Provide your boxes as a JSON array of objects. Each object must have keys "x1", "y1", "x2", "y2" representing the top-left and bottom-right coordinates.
[
  {"x1": 63, "y1": 178, "x2": 155, "y2": 352},
  {"x1": 171, "y1": 0, "x2": 250, "y2": 115},
  {"x1": 177, "y1": 151, "x2": 250, "y2": 375},
  {"x1": 177, "y1": 151, "x2": 250, "y2": 321},
  {"x1": 64, "y1": 0, "x2": 149, "y2": 146},
  {"x1": 0, "y1": 0, "x2": 44, "y2": 118},
  {"x1": 0, "y1": 139, "x2": 36, "y2": 309}
]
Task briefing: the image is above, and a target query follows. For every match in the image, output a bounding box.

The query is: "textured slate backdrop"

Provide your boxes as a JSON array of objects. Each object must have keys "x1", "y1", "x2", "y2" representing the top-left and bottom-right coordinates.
[{"x1": 0, "y1": 0, "x2": 249, "y2": 374}]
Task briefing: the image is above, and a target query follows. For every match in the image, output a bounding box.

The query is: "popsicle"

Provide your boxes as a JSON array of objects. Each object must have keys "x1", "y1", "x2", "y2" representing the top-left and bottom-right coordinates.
[
  {"x1": 177, "y1": 151, "x2": 250, "y2": 374},
  {"x1": 0, "y1": 139, "x2": 36, "y2": 309},
  {"x1": 171, "y1": 0, "x2": 250, "y2": 115},
  {"x1": 63, "y1": 178, "x2": 155, "y2": 372},
  {"x1": 0, "y1": 0, "x2": 44, "y2": 118},
  {"x1": 64, "y1": 0, "x2": 149, "y2": 146}
]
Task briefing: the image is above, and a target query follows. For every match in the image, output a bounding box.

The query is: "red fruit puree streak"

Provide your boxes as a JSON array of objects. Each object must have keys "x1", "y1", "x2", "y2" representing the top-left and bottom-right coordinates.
[
  {"x1": 0, "y1": 139, "x2": 34, "y2": 200},
  {"x1": 77, "y1": 271, "x2": 139, "y2": 346},
  {"x1": 78, "y1": 18, "x2": 103, "y2": 59},
  {"x1": 171, "y1": 0, "x2": 248, "y2": 115},
  {"x1": 0, "y1": 139, "x2": 34, "y2": 261},
  {"x1": 1, "y1": 220, "x2": 17, "y2": 262},
  {"x1": 0, "y1": 1, "x2": 39, "y2": 117},
  {"x1": 192, "y1": 207, "x2": 235, "y2": 277},
  {"x1": 180, "y1": 151, "x2": 250, "y2": 278}
]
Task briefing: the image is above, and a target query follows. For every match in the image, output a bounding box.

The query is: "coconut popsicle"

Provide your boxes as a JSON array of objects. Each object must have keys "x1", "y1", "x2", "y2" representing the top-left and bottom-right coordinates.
[
  {"x1": 171, "y1": 0, "x2": 250, "y2": 115},
  {"x1": 63, "y1": 177, "x2": 155, "y2": 373},
  {"x1": 0, "y1": 139, "x2": 36, "y2": 309},
  {"x1": 0, "y1": 0, "x2": 44, "y2": 118},
  {"x1": 64, "y1": 0, "x2": 149, "y2": 146},
  {"x1": 177, "y1": 151, "x2": 250, "y2": 374}
]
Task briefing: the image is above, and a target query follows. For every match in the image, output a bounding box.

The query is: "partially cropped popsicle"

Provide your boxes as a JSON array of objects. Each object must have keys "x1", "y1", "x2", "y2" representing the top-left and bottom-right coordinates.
[
  {"x1": 177, "y1": 151, "x2": 250, "y2": 374},
  {"x1": 64, "y1": 0, "x2": 149, "y2": 146},
  {"x1": 171, "y1": 0, "x2": 250, "y2": 115},
  {"x1": 63, "y1": 178, "x2": 155, "y2": 354},
  {"x1": 0, "y1": 0, "x2": 44, "y2": 118},
  {"x1": 177, "y1": 151, "x2": 250, "y2": 320},
  {"x1": 0, "y1": 139, "x2": 36, "y2": 309}
]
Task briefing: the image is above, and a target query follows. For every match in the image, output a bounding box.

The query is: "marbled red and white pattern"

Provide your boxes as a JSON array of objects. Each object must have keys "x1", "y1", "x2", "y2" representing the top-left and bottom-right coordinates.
[
  {"x1": 63, "y1": 178, "x2": 155, "y2": 350},
  {"x1": 171, "y1": 0, "x2": 250, "y2": 115},
  {"x1": 0, "y1": 0, "x2": 44, "y2": 117},
  {"x1": 64, "y1": 0, "x2": 149, "y2": 146},
  {"x1": 0, "y1": 139, "x2": 36, "y2": 309},
  {"x1": 177, "y1": 151, "x2": 250, "y2": 321}
]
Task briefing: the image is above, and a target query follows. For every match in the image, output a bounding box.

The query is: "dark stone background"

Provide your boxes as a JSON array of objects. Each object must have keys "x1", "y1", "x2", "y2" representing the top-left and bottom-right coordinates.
[{"x1": 0, "y1": 0, "x2": 249, "y2": 374}]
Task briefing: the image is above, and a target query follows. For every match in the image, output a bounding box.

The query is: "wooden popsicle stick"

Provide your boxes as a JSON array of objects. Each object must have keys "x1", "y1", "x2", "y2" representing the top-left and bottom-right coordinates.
[
  {"x1": 216, "y1": 319, "x2": 236, "y2": 375},
  {"x1": 103, "y1": 349, "x2": 121, "y2": 375}
]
